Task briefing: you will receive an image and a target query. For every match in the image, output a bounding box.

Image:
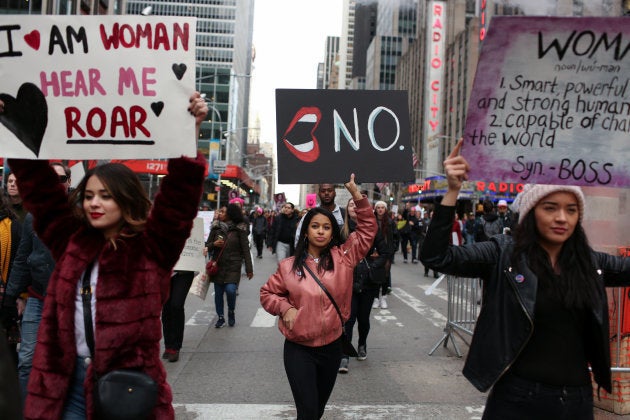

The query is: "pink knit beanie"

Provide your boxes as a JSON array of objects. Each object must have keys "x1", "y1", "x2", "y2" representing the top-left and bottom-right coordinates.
[{"x1": 511, "y1": 184, "x2": 585, "y2": 224}]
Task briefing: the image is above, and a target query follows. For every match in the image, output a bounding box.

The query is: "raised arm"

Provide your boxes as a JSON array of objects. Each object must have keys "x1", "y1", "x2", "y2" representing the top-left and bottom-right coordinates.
[{"x1": 145, "y1": 93, "x2": 208, "y2": 270}]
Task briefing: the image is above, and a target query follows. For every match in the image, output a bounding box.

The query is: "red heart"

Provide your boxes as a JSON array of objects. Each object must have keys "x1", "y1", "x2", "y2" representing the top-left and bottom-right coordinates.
[{"x1": 24, "y1": 30, "x2": 40, "y2": 50}]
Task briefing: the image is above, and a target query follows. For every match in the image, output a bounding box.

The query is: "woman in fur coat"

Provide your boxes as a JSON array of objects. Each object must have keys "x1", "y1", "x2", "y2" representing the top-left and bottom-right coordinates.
[{"x1": 5, "y1": 92, "x2": 208, "y2": 419}]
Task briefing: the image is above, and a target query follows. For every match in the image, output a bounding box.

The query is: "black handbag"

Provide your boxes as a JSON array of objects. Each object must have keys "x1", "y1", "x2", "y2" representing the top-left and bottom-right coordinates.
[
  {"x1": 303, "y1": 264, "x2": 358, "y2": 358},
  {"x1": 81, "y1": 262, "x2": 158, "y2": 420}
]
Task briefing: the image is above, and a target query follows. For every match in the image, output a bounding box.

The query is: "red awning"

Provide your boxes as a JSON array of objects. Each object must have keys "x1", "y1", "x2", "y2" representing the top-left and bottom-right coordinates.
[{"x1": 222, "y1": 164, "x2": 260, "y2": 194}]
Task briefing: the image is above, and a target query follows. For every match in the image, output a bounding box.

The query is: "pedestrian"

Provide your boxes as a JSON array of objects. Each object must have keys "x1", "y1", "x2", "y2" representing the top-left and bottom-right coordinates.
[
  {"x1": 260, "y1": 174, "x2": 376, "y2": 420},
  {"x1": 3, "y1": 162, "x2": 70, "y2": 407},
  {"x1": 464, "y1": 212, "x2": 476, "y2": 244},
  {"x1": 252, "y1": 207, "x2": 268, "y2": 259},
  {"x1": 406, "y1": 207, "x2": 421, "y2": 263},
  {"x1": 5, "y1": 172, "x2": 26, "y2": 223},
  {"x1": 421, "y1": 139, "x2": 630, "y2": 420},
  {"x1": 206, "y1": 203, "x2": 253, "y2": 328},
  {"x1": 5, "y1": 92, "x2": 208, "y2": 419},
  {"x1": 294, "y1": 183, "x2": 346, "y2": 248},
  {"x1": 474, "y1": 199, "x2": 503, "y2": 242},
  {"x1": 0, "y1": 192, "x2": 21, "y2": 367},
  {"x1": 372, "y1": 200, "x2": 395, "y2": 309},
  {"x1": 338, "y1": 198, "x2": 390, "y2": 374},
  {"x1": 161, "y1": 270, "x2": 195, "y2": 363},
  {"x1": 268, "y1": 202, "x2": 298, "y2": 263}
]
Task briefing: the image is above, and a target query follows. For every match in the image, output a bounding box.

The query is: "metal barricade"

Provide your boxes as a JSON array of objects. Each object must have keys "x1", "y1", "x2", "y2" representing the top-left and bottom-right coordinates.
[{"x1": 429, "y1": 275, "x2": 480, "y2": 357}]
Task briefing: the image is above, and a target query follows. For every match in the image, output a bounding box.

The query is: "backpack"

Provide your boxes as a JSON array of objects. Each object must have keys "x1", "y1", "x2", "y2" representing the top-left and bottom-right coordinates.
[{"x1": 474, "y1": 217, "x2": 503, "y2": 242}]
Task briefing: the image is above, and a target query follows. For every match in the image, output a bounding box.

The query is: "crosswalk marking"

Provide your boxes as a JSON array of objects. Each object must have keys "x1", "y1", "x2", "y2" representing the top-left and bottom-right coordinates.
[
  {"x1": 418, "y1": 283, "x2": 449, "y2": 301},
  {"x1": 391, "y1": 287, "x2": 447, "y2": 329},
  {"x1": 250, "y1": 308, "x2": 277, "y2": 327},
  {"x1": 185, "y1": 308, "x2": 214, "y2": 326},
  {"x1": 173, "y1": 403, "x2": 486, "y2": 419}
]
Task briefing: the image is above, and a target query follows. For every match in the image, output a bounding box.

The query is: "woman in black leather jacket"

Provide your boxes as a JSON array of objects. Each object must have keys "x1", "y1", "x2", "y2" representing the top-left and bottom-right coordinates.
[{"x1": 421, "y1": 140, "x2": 630, "y2": 420}]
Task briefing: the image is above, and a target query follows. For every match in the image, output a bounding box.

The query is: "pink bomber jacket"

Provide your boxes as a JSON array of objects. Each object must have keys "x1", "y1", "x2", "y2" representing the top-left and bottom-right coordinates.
[{"x1": 260, "y1": 197, "x2": 376, "y2": 347}]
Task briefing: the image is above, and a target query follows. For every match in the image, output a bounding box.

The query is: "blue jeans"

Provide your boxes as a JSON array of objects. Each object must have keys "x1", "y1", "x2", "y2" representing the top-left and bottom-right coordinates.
[
  {"x1": 214, "y1": 283, "x2": 237, "y2": 317},
  {"x1": 18, "y1": 297, "x2": 44, "y2": 406},
  {"x1": 61, "y1": 357, "x2": 87, "y2": 420}
]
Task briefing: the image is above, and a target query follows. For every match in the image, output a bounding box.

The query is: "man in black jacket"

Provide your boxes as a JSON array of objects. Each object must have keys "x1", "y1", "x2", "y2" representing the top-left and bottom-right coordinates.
[{"x1": 268, "y1": 202, "x2": 298, "y2": 263}]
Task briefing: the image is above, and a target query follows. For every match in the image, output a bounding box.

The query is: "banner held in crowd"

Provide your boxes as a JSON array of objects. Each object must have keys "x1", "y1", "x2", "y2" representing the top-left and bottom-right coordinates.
[
  {"x1": 275, "y1": 89, "x2": 414, "y2": 184},
  {"x1": 464, "y1": 16, "x2": 630, "y2": 188},
  {"x1": 0, "y1": 15, "x2": 196, "y2": 159}
]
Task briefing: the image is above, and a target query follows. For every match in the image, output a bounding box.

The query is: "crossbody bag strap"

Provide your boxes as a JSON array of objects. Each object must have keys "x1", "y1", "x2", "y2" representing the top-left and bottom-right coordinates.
[
  {"x1": 81, "y1": 261, "x2": 96, "y2": 358},
  {"x1": 213, "y1": 231, "x2": 232, "y2": 261},
  {"x1": 303, "y1": 264, "x2": 344, "y2": 329}
]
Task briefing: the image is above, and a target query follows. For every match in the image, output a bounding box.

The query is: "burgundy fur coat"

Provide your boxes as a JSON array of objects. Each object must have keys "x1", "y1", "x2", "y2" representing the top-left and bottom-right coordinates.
[{"x1": 9, "y1": 155, "x2": 205, "y2": 420}]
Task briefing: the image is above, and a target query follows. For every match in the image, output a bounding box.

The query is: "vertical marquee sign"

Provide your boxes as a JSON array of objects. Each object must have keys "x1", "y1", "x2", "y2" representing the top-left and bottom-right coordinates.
[{"x1": 423, "y1": 1, "x2": 447, "y2": 175}]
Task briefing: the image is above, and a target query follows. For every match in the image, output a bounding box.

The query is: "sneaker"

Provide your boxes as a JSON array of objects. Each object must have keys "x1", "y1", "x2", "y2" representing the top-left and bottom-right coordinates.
[
  {"x1": 228, "y1": 310, "x2": 235, "y2": 327},
  {"x1": 412, "y1": 259, "x2": 418, "y2": 264},
  {"x1": 338, "y1": 357, "x2": 349, "y2": 374},
  {"x1": 357, "y1": 345, "x2": 367, "y2": 361},
  {"x1": 215, "y1": 316, "x2": 226, "y2": 328},
  {"x1": 380, "y1": 296, "x2": 388, "y2": 309},
  {"x1": 167, "y1": 350, "x2": 180, "y2": 363},
  {"x1": 403, "y1": 259, "x2": 408, "y2": 264},
  {"x1": 372, "y1": 298, "x2": 380, "y2": 309}
]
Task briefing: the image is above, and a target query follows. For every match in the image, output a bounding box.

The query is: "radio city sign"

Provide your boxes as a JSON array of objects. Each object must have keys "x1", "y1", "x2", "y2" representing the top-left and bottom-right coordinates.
[{"x1": 408, "y1": 180, "x2": 524, "y2": 194}]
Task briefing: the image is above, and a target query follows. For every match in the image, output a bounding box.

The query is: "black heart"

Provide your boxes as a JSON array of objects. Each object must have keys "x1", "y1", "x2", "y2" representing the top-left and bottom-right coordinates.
[
  {"x1": 151, "y1": 102, "x2": 164, "y2": 117},
  {"x1": 172, "y1": 63, "x2": 187, "y2": 80},
  {"x1": 0, "y1": 83, "x2": 48, "y2": 157}
]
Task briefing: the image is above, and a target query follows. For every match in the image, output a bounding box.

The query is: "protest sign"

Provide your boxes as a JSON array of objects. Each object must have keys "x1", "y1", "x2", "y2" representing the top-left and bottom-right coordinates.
[
  {"x1": 464, "y1": 16, "x2": 630, "y2": 188},
  {"x1": 174, "y1": 217, "x2": 205, "y2": 272},
  {"x1": 0, "y1": 15, "x2": 196, "y2": 159},
  {"x1": 275, "y1": 89, "x2": 414, "y2": 184}
]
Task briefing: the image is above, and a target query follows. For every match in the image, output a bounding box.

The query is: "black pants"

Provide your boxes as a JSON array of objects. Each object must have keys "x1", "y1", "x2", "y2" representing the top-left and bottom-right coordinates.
[
  {"x1": 483, "y1": 373, "x2": 593, "y2": 420},
  {"x1": 344, "y1": 288, "x2": 378, "y2": 349},
  {"x1": 161, "y1": 271, "x2": 194, "y2": 350},
  {"x1": 253, "y1": 232, "x2": 266, "y2": 257},
  {"x1": 284, "y1": 338, "x2": 342, "y2": 420}
]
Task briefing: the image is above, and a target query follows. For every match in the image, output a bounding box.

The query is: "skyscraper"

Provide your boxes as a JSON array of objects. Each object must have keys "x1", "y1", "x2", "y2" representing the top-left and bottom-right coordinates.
[{"x1": 125, "y1": 0, "x2": 255, "y2": 168}]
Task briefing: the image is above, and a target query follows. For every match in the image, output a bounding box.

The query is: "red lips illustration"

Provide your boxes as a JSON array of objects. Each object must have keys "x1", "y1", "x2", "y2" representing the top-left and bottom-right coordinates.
[{"x1": 282, "y1": 106, "x2": 321, "y2": 163}]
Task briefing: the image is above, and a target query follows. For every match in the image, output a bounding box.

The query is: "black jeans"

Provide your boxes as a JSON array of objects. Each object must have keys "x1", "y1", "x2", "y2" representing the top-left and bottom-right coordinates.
[
  {"x1": 284, "y1": 338, "x2": 342, "y2": 420},
  {"x1": 344, "y1": 288, "x2": 378, "y2": 349},
  {"x1": 161, "y1": 271, "x2": 194, "y2": 350},
  {"x1": 253, "y1": 232, "x2": 266, "y2": 257},
  {"x1": 483, "y1": 373, "x2": 593, "y2": 420}
]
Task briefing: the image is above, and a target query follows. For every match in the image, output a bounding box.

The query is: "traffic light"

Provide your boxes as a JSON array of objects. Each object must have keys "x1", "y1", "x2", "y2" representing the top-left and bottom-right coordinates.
[
  {"x1": 249, "y1": 188, "x2": 253, "y2": 194},
  {"x1": 389, "y1": 194, "x2": 394, "y2": 202}
]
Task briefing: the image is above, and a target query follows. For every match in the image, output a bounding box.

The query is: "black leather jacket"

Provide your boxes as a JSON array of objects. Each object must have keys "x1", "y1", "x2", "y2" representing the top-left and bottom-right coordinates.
[{"x1": 420, "y1": 203, "x2": 630, "y2": 393}]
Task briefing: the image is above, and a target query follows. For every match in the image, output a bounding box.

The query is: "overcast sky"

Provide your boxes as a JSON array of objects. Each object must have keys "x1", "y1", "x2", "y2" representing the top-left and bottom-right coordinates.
[{"x1": 250, "y1": 0, "x2": 342, "y2": 204}]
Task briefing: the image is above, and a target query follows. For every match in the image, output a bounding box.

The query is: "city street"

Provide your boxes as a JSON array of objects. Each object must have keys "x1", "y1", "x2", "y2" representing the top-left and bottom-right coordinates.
[{"x1": 164, "y1": 249, "x2": 624, "y2": 420}]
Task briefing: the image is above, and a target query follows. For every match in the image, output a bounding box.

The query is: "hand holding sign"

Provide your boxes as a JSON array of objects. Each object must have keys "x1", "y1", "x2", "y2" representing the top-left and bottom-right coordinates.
[
  {"x1": 442, "y1": 139, "x2": 470, "y2": 207},
  {"x1": 344, "y1": 173, "x2": 362, "y2": 201}
]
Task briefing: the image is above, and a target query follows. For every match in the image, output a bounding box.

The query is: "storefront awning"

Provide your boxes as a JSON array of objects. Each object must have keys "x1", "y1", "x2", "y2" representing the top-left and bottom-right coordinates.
[{"x1": 221, "y1": 164, "x2": 260, "y2": 195}]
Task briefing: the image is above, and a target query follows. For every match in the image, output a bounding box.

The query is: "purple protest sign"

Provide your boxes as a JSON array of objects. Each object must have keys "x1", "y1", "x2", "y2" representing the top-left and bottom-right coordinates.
[{"x1": 463, "y1": 16, "x2": 630, "y2": 188}]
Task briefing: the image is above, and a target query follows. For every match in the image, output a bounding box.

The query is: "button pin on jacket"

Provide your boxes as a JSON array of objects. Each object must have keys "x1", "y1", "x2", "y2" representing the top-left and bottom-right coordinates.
[{"x1": 515, "y1": 274, "x2": 525, "y2": 283}]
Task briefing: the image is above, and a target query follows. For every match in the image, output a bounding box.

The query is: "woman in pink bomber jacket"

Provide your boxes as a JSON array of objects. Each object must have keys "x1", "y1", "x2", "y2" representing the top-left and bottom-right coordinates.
[{"x1": 260, "y1": 174, "x2": 376, "y2": 420}]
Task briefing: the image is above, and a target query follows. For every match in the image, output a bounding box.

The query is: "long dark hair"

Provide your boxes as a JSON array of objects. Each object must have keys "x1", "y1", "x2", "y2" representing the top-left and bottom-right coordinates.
[
  {"x1": 225, "y1": 203, "x2": 244, "y2": 224},
  {"x1": 292, "y1": 207, "x2": 342, "y2": 278},
  {"x1": 512, "y1": 210, "x2": 601, "y2": 309},
  {"x1": 70, "y1": 163, "x2": 152, "y2": 234}
]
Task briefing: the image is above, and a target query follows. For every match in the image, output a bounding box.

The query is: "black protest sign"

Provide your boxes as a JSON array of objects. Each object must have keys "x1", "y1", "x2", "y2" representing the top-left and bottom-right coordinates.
[{"x1": 275, "y1": 89, "x2": 413, "y2": 184}]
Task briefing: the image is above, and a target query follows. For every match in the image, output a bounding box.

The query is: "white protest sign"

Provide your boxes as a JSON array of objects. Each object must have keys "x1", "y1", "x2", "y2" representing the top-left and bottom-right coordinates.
[
  {"x1": 174, "y1": 217, "x2": 206, "y2": 272},
  {"x1": 0, "y1": 15, "x2": 196, "y2": 159},
  {"x1": 464, "y1": 16, "x2": 630, "y2": 188}
]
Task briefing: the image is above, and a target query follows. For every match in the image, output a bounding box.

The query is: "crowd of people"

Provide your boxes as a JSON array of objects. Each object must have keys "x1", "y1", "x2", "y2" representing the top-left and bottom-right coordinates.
[{"x1": 0, "y1": 99, "x2": 624, "y2": 419}]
